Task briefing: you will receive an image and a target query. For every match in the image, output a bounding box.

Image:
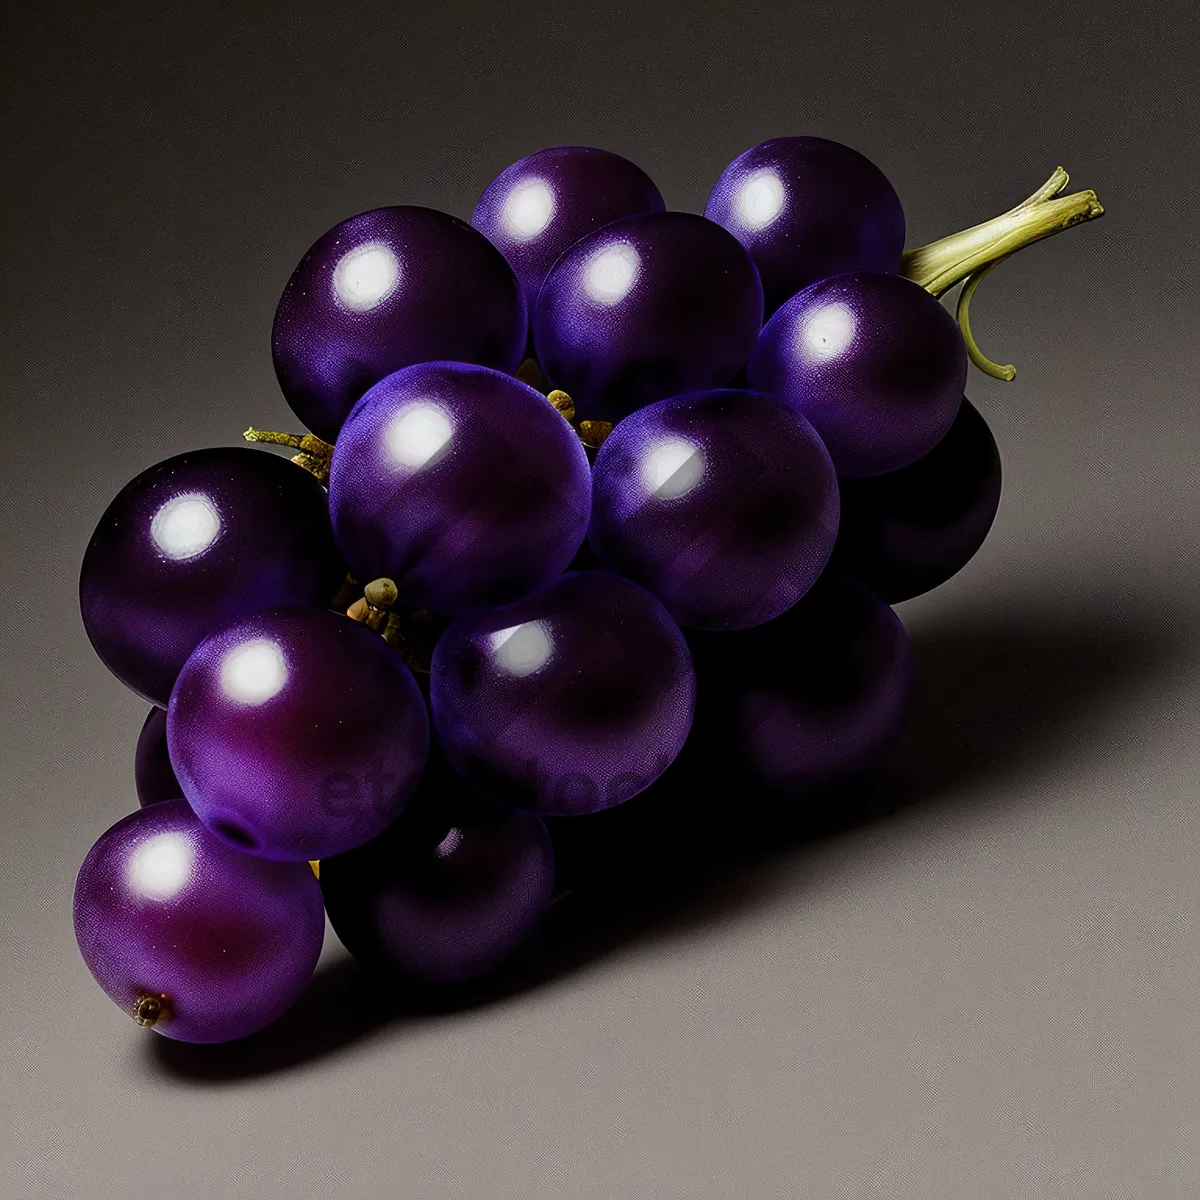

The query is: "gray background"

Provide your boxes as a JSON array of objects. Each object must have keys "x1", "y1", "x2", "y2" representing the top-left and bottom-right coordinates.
[{"x1": 3, "y1": 2, "x2": 1198, "y2": 1197}]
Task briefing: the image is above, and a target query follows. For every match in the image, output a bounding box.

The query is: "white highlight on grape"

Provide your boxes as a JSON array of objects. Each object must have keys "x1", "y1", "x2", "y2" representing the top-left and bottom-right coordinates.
[
  {"x1": 333, "y1": 242, "x2": 400, "y2": 312},
  {"x1": 129, "y1": 832, "x2": 194, "y2": 900},
  {"x1": 220, "y1": 638, "x2": 288, "y2": 706},
  {"x1": 385, "y1": 403, "x2": 454, "y2": 471},
  {"x1": 150, "y1": 493, "x2": 221, "y2": 560},
  {"x1": 489, "y1": 620, "x2": 553, "y2": 677},
  {"x1": 735, "y1": 169, "x2": 785, "y2": 231},
  {"x1": 800, "y1": 301, "x2": 856, "y2": 362},
  {"x1": 502, "y1": 178, "x2": 555, "y2": 241},
  {"x1": 642, "y1": 436, "x2": 705, "y2": 500},
  {"x1": 583, "y1": 242, "x2": 640, "y2": 306},
  {"x1": 434, "y1": 827, "x2": 463, "y2": 859}
]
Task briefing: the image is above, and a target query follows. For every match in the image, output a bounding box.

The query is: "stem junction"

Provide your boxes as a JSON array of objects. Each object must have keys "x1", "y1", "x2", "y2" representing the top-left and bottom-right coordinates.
[
  {"x1": 244, "y1": 427, "x2": 334, "y2": 484},
  {"x1": 346, "y1": 578, "x2": 436, "y2": 674},
  {"x1": 516, "y1": 359, "x2": 611, "y2": 448}
]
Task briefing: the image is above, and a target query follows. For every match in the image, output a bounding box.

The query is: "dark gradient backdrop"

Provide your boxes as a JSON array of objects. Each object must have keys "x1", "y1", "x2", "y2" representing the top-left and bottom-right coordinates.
[{"x1": 3, "y1": 3, "x2": 1198, "y2": 1197}]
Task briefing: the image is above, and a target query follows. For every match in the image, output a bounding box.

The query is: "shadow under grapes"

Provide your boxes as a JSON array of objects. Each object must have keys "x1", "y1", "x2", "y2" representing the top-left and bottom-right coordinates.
[{"x1": 148, "y1": 589, "x2": 1182, "y2": 1083}]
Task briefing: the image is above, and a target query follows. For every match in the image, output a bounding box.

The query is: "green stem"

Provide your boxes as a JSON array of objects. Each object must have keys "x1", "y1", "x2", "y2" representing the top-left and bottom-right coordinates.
[
  {"x1": 900, "y1": 167, "x2": 1104, "y2": 381},
  {"x1": 900, "y1": 167, "x2": 1104, "y2": 297},
  {"x1": 956, "y1": 258, "x2": 1017, "y2": 381}
]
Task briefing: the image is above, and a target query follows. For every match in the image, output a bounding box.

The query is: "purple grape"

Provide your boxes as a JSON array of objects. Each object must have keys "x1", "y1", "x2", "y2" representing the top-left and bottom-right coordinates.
[
  {"x1": 689, "y1": 572, "x2": 914, "y2": 796},
  {"x1": 588, "y1": 389, "x2": 839, "y2": 629},
  {"x1": 706, "y1": 136, "x2": 905, "y2": 315},
  {"x1": 747, "y1": 272, "x2": 966, "y2": 477},
  {"x1": 79, "y1": 447, "x2": 345, "y2": 707},
  {"x1": 168, "y1": 606, "x2": 429, "y2": 861},
  {"x1": 833, "y1": 398, "x2": 1002, "y2": 602},
  {"x1": 272, "y1": 207, "x2": 526, "y2": 442},
  {"x1": 328, "y1": 361, "x2": 591, "y2": 615},
  {"x1": 320, "y1": 752, "x2": 554, "y2": 985},
  {"x1": 472, "y1": 146, "x2": 665, "y2": 321},
  {"x1": 73, "y1": 800, "x2": 324, "y2": 1043},
  {"x1": 430, "y1": 571, "x2": 694, "y2": 815},
  {"x1": 532, "y1": 212, "x2": 764, "y2": 424},
  {"x1": 135, "y1": 707, "x2": 181, "y2": 806}
]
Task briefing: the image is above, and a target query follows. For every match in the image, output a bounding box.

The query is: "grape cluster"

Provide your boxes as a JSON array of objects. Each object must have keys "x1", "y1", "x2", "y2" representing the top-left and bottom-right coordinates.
[{"x1": 73, "y1": 138, "x2": 1103, "y2": 1043}]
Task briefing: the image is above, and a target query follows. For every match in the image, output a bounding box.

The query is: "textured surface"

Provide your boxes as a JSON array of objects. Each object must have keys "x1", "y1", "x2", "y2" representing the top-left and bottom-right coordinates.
[
  {"x1": 329, "y1": 361, "x2": 591, "y2": 614},
  {"x1": 73, "y1": 801, "x2": 325, "y2": 1043},
  {"x1": 4, "y1": 3, "x2": 1199, "y2": 1198},
  {"x1": 79, "y1": 446, "x2": 345, "y2": 706},
  {"x1": 749, "y1": 271, "x2": 968, "y2": 476},
  {"x1": 533, "y1": 210, "x2": 764, "y2": 423},
  {"x1": 472, "y1": 145, "x2": 666, "y2": 317},
  {"x1": 705, "y1": 135, "x2": 906, "y2": 315},
  {"x1": 272, "y1": 206, "x2": 526, "y2": 441},
  {"x1": 321, "y1": 754, "x2": 556, "y2": 984},
  {"x1": 588, "y1": 388, "x2": 839, "y2": 628},
  {"x1": 431, "y1": 571, "x2": 695, "y2": 814},
  {"x1": 169, "y1": 606, "x2": 430, "y2": 860},
  {"x1": 687, "y1": 572, "x2": 916, "y2": 792},
  {"x1": 833, "y1": 397, "x2": 1003, "y2": 602}
]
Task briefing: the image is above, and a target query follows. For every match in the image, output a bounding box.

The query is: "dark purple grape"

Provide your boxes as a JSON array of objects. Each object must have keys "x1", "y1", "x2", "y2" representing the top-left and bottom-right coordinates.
[
  {"x1": 705, "y1": 136, "x2": 905, "y2": 315},
  {"x1": 747, "y1": 272, "x2": 966, "y2": 477},
  {"x1": 272, "y1": 207, "x2": 526, "y2": 442},
  {"x1": 168, "y1": 606, "x2": 429, "y2": 861},
  {"x1": 588, "y1": 389, "x2": 839, "y2": 629},
  {"x1": 328, "y1": 361, "x2": 591, "y2": 615},
  {"x1": 73, "y1": 800, "x2": 324, "y2": 1043},
  {"x1": 80, "y1": 447, "x2": 345, "y2": 707},
  {"x1": 320, "y1": 752, "x2": 554, "y2": 985},
  {"x1": 472, "y1": 146, "x2": 665, "y2": 321},
  {"x1": 689, "y1": 572, "x2": 914, "y2": 796},
  {"x1": 532, "y1": 211, "x2": 764, "y2": 424},
  {"x1": 833, "y1": 398, "x2": 1002, "y2": 602},
  {"x1": 430, "y1": 571, "x2": 694, "y2": 815},
  {"x1": 135, "y1": 707, "x2": 181, "y2": 806}
]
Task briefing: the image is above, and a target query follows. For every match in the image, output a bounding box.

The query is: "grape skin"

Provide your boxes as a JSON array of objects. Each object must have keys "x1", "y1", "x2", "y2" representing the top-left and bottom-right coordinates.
[
  {"x1": 706, "y1": 135, "x2": 905, "y2": 316},
  {"x1": 833, "y1": 398, "x2": 1002, "y2": 602},
  {"x1": 79, "y1": 447, "x2": 345, "y2": 708},
  {"x1": 168, "y1": 606, "x2": 429, "y2": 862},
  {"x1": 472, "y1": 145, "x2": 665, "y2": 323},
  {"x1": 73, "y1": 800, "x2": 324, "y2": 1044},
  {"x1": 588, "y1": 388, "x2": 840, "y2": 630},
  {"x1": 748, "y1": 272, "x2": 967, "y2": 477},
  {"x1": 533, "y1": 211, "x2": 764, "y2": 425},
  {"x1": 430, "y1": 571, "x2": 695, "y2": 816},
  {"x1": 135, "y1": 707, "x2": 181, "y2": 806},
  {"x1": 688, "y1": 572, "x2": 915, "y2": 796},
  {"x1": 273, "y1": 206, "x2": 527, "y2": 442},
  {"x1": 320, "y1": 748, "x2": 555, "y2": 986},
  {"x1": 328, "y1": 361, "x2": 592, "y2": 615}
]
